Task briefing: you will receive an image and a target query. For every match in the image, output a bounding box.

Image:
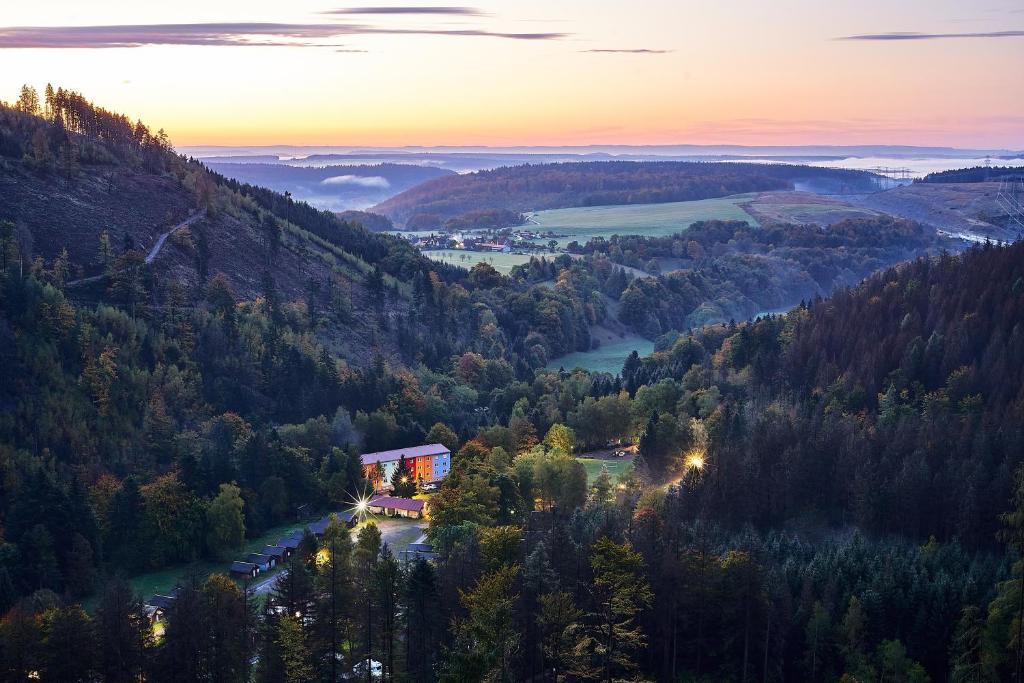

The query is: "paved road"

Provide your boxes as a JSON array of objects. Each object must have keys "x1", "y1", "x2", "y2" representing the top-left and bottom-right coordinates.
[
  {"x1": 65, "y1": 210, "x2": 205, "y2": 288},
  {"x1": 250, "y1": 517, "x2": 426, "y2": 596}
]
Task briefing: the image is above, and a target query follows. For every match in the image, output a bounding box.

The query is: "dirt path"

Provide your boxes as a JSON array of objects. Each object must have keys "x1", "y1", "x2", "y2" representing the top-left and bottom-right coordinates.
[
  {"x1": 145, "y1": 210, "x2": 204, "y2": 264},
  {"x1": 66, "y1": 210, "x2": 204, "y2": 288}
]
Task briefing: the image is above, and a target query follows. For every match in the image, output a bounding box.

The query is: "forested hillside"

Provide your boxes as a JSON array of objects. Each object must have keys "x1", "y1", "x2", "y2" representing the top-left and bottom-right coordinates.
[
  {"x1": 372, "y1": 160, "x2": 880, "y2": 226},
  {"x1": 1, "y1": 85, "x2": 1023, "y2": 683}
]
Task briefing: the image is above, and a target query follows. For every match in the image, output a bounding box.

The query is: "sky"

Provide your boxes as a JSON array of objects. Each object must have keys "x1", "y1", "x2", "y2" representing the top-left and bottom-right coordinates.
[{"x1": 1, "y1": 1, "x2": 1022, "y2": 148}]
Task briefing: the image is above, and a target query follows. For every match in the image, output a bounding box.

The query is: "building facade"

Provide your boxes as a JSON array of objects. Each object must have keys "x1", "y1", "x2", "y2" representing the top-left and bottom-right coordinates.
[{"x1": 360, "y1": 443, "x2": 451, "y2": 491}]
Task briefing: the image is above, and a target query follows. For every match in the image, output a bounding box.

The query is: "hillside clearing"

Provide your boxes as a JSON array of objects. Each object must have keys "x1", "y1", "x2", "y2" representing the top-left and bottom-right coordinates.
[
  {"x1": 547, "y1": 332, "x2": 655, "y2": 374},
  {"x1": 422, "y1": 249, "x2": 546, "y2": 273}
]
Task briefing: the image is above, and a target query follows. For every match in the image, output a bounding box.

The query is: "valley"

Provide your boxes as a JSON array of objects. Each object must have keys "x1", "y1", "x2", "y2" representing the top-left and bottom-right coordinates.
[{"x1": 1, "y1": 84, "x2": 1023, "y2": 683}]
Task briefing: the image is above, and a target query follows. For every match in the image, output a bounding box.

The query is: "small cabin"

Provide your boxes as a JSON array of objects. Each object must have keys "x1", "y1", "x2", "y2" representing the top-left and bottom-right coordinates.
[
  {"x1": 246, "y1": 553, "x2": 275, "y2": 572},
  {"x1": 262, "y1": 545, "x2": 287, "y2": 563},
  {"x1": 230, "y1": 561, "x2": 259, "y2": 580},
  {"x1": 145, "y1": 594, "x2": 177, "y2": 624}
]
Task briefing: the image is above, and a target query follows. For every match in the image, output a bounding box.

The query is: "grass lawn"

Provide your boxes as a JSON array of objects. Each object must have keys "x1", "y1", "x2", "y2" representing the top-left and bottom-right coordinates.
[
  {"x1": 577, "y1": 457, "x2": 633, "y2": 485},
  {"x1": 121, "y1": 518, "x2": 315, "y2": 604},
  {"x1": 422, "y1": 249, "x2": 547, "y2": 273},
  {"x1": 529, "y1": 194, "x2": 759, "y2": 247},
  {"x1": 547, "y1": 334, "x2": 655, "y2": 375}
]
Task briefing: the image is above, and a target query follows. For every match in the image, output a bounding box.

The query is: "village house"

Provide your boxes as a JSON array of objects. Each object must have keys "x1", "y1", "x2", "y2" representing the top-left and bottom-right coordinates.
[
  {"x1": 360, "y1": 443, "x2": 451, "y2": 492},
  {"x1": 144, "y1": 594, "x2": 177, "y2": 624}
]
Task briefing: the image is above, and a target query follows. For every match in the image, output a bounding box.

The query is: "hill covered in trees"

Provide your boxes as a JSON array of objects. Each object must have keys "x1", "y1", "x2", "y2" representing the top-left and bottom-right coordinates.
[
  {"x1": 0, "y1": 86, "x2": 470, "y2": 365},
  {"x1": 372, "y1": 160, "x2": 881, "y2": 226},
  {"x1": 2, "y1": 85, "x2": 1023, "y2": 683}
]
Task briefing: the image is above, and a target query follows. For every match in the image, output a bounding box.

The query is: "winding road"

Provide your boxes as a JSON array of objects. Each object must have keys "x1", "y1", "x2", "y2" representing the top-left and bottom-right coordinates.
[{"x1": 66, "y1": 210, "x2": 205, "y2": 288}]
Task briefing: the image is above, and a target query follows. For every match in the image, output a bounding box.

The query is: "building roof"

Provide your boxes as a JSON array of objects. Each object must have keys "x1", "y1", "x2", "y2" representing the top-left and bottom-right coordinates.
[
  {"x1": 369, "y1": 496, "x2": 426, "y2": 512},
  {"x1": 360, "y1": 443, "x2": 450, "y2": 465},
  {"x1": 279, "y1": 535, "x2": 302, "y2": 549},
  {"x1": 246, "y1": 553, "x2": 272, "y2": 564},
  {"x1": 263, "y1": 545, "x2": 286, "y2": 557},
  {"x1": 147, "y1": 594, "x2": 176, "y2": 610},
  {"x1": 230, "y1": 561, "x2": 258, "y2": 574},
  {"x1": 308, "y1": 517, "x2": 331, "y2": 535}
]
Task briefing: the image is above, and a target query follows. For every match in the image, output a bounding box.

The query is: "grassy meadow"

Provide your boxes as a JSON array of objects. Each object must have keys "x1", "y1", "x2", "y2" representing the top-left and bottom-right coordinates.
[
  {"x1": 422, "y1": 249, "x2": 544, "y2": 273},
  {"x1": 576, "y1": 457, "x2": 633, "y2": 485},
  {"x1": 547, "y1": 334, "x2": 655, "y2": 375},
  {"x1": 529, "y1": 193, "x2": 759, "y2": 247}
]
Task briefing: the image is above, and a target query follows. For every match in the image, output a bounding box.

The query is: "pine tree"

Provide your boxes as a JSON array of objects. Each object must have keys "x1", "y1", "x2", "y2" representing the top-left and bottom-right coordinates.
[{"x1": 95, "y1": 578, "x2": 153, "y2": 683}]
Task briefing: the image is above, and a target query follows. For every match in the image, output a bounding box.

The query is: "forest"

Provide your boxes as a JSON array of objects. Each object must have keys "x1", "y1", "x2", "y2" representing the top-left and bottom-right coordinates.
[
  {"x1": 1, "y1": 86, "x2": 1024, "y2": 682},
  {"x1": 372, "y1": 160, "x2": 880, "y2": 226},
  {"x1": 919, "y1": 166, "x2": 1024, "y2": 184}
]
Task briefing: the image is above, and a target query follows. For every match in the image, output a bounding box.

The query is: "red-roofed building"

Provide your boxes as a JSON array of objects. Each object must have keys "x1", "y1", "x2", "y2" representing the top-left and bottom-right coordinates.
[{"x1": 368, "y1": 496, "x2": 428, "y2": 519}]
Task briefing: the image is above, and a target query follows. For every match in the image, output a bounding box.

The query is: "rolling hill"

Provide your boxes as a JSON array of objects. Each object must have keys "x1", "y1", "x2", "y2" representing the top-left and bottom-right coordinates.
[{"x1": 371, "y1": 160, "x2": 881, "y2": 226}]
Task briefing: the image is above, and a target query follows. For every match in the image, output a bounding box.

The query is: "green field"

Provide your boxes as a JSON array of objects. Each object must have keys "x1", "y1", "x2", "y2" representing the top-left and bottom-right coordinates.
[
  {"x1": 547, "y1": 335, "x2": 655, "y2": 375},
  {"x1": 120, "y1": 518, "x2": 311, "y2": 603},
  {"x1": 529, "y1": 194, "x2": 759, "y2": 247},
  {"x1": 577, "y1": 457, "x2": 633, "y2": 484},
  {"x1": 422, "y1": 249, "x2": 548, "y2": 273}
]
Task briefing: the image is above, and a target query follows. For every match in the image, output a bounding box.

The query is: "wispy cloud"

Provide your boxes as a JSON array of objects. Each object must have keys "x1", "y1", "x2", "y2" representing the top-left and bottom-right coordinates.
[
  {"x1": 324, "y1": 6, "x2": 484, "y2": 16},
  {"x1": 321, "y1": 174, "x2": 390, "y2": 188},
  {"x1": 582, "y1": 48, "x2": 672, "y2": 54},
  {"x1": 0, "y1": 21, "x2": 566, "y2": 49},
  {"x1": 837, "y1": 30, "x2": 1024, "y2": 41}
]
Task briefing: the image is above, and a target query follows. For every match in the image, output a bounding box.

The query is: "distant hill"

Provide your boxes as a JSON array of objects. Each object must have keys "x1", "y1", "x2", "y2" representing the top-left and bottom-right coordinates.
[
  {"x1": 205, "y1": 161, "x2": 454, "y2": 211},
  {"x1": 372, "y1": 160, "x2": 880, "y2": 226},
  {"x1": 918, "y1": 165, "x2": 1024, "y2": 183}
]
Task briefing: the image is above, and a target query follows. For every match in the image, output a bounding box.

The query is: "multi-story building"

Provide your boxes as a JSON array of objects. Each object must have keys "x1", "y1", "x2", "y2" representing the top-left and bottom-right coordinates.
[{"x1": 360, "y1": 443, "x2": 452, "y2": 492}]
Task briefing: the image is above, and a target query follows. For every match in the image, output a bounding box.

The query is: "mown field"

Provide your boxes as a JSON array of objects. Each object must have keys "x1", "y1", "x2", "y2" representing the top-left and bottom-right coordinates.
[
  {"x1": 422, "y1": 249, "x2": 543, "y2": 273},
  {"x1": 547, "y1": 334, "x2": 655, "y2": 375},
  {"x1": 529, "y1": 193, "x2": 759, "y2": 247},
  {"x1": 576, "y1": 457, "x2": 633, "y2": 485}
]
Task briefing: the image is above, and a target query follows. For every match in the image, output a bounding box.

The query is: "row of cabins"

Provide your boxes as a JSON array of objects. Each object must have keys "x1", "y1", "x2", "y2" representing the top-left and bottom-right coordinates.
[
  {"x1": 229, "y1": 510, "x2": 358, "y2": 580},
  {"x1": 361, "y1": 443, "x2": 452, "y2": 492}
]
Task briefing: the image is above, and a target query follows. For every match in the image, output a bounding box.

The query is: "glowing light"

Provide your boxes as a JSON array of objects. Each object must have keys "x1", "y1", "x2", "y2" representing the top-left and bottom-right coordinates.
[
  {"x1": 401, "y1": 476, "x2": 408, "y2": 484},
  {"x1": 684, "y1": 449, "x2": 706, "y2": 471},
  {"x1": 315, "y1": 548, "x2": 331, "y2": 567},
  {"x1": 294, "y1": 611, "x2": 302, "y2": 619}
]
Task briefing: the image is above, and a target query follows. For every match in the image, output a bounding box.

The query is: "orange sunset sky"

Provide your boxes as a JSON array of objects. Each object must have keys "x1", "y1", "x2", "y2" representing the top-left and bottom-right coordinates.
[{"x1": 1, "y1": 0, "x2": 1022, "y2": 148}]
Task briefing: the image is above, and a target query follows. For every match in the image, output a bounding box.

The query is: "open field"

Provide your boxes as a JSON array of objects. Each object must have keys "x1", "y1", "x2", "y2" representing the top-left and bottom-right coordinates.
[
  {"x1": 529, "y1": 194, "x2": 759, "y2": 247},
  {"x1": 547, "y1": 331, "x2": 654, "y2": 374},
  {"x1": 422, "y1": 249, "x2": 546, "y2": 273},
  {"x1": 577, "y1": 456, "x2": 633, "y2": 484},
  {"x1": 743, "y1": 191, "x2": 882, "y2": 226}
]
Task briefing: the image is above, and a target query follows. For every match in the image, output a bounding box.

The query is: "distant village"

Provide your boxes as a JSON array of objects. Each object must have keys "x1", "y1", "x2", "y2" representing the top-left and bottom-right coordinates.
[{"x1": 407, "y1": 227, "x2": 568, "y2": 256}]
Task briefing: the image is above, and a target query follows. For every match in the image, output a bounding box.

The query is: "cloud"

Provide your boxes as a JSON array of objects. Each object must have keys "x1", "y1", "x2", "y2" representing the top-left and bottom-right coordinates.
[
  {"x1": 0, "y1": 21, "x2": 566, "y2": 49},
  {"x1": 321, "y1": 175, "x2": 390, "y2": 188},
  {"x1": 837, "y1": 30, "x2": 1024, "y2": 41},
  {"x1": 582, "y1": 48, "x2": 672, "y2": 54},
  {"x1": 325, "y1": 6, "x2": 484, "y2": 16}
]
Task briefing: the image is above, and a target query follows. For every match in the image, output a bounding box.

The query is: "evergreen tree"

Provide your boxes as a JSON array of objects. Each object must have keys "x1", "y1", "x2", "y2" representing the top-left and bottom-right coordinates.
[{"x1": 95, "y1": 578, "x2": 152, "y2": 683}]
